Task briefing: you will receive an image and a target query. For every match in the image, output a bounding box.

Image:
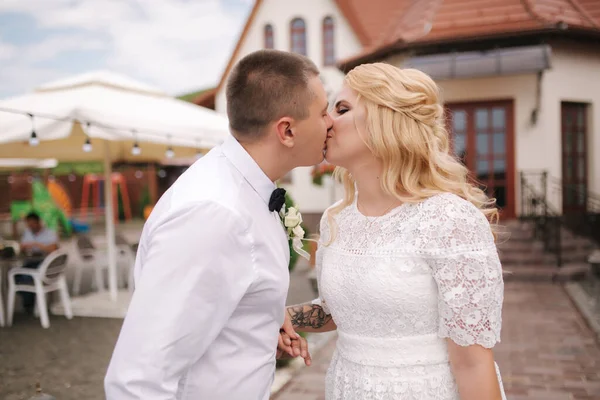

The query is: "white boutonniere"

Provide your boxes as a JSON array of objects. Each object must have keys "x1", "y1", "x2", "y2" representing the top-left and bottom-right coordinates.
[{"x1": 279, "y1": 205, "x2": 309, "y2": 259}]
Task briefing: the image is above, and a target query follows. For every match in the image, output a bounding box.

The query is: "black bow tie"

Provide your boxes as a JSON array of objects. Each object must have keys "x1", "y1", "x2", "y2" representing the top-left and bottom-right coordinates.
[{"x1": 269, "y1": 188, "x2": 286, "y2": 212}]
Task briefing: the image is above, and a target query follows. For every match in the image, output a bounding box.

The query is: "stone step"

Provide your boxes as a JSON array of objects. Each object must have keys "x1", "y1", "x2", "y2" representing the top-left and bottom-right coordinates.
[
  {"x1": 499, "y1": 249, "x2": 591, "y2": 266},
  {"x1": 502, "y1": 262, "x2": 589, "y2": 282},
  {"x1": 500, "y1": 220, "x2": 596, "y2": 246},
  {"x1": 497, "y1": 228, "x2": 534, "y2": 241},
  {"x1": 499, "y1": 251, "x2": 555, "y2": 266},
  {"x1": 496, "y1": 240, "x2": 544, "y2": 252},
  {"x1": 494, "y1": 220, "x2": 598, "y2": 268},
  {"x1": 497, "y1": 236, "x2": 595, "y2": 253}
]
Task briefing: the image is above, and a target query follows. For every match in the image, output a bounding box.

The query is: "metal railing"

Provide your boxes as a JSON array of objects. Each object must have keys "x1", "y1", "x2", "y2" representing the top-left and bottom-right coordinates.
[{"x1": 520, "y1": 171, "x2": 600, "y2": 267}]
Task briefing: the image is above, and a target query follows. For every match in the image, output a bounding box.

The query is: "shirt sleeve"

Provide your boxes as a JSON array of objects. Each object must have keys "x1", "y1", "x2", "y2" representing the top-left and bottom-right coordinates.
[
  {"x1": 21, "y1": 230, "x2": 33, "y2": 244},
  {"x1": 424, "y1": 196, "x2": 504, "y2": 348},
  {"x1": 104, "y1": 201, "x2": 256, "y2": 399},
  {"x1": 44, "y1": 229, "x2": 59, "y2": 245}
]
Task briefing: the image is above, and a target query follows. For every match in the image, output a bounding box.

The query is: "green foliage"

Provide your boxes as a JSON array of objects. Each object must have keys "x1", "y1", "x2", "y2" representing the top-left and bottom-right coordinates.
[{"x1": 176, "y1": 87, "x2": 214, "y2": 103}]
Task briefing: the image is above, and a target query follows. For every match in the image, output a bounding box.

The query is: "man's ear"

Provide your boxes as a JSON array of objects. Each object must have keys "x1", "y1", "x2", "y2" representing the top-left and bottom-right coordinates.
[{"x1": 275, "y1": 117, "x2": 295, "y2": 148}]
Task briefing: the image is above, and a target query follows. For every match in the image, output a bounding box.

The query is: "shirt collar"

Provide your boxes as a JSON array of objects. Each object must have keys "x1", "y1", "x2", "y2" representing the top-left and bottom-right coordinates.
[{"x1": 221, "y1": 134, "x2": 276, "y2": 206}]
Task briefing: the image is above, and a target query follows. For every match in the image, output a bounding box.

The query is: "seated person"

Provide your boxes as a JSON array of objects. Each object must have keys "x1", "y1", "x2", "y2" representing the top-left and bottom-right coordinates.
[
  {"x1": 20, "y1": 212, "x2": 59, "y2": 256},
  {"x1": 17, "y1": 212, "x2": 60, "y2": 314}
]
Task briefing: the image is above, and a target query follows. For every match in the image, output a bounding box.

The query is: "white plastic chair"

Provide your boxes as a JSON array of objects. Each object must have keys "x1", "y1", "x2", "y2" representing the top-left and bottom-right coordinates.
[
  {"x1": 0, "y1": 273, "x2": 5, "y2": 327},
  {"x1": 115, "y1": 233, "x2": 136, "y2": 292},
  {"x1": 7, "y1": 249, "x2": 72, "y2": 328},
  {"x1": 72, "y1": 235, "x2": 108, "y2": 295}
]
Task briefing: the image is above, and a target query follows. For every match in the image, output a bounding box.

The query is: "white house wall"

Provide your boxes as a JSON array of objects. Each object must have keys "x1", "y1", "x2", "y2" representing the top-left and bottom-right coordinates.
[{"x1": 215, "y1": 0, "x2": 362, "y2": 113}]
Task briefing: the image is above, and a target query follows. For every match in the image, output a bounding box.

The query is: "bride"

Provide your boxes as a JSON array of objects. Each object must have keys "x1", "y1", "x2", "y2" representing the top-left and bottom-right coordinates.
[{"x1": 284, "y1": 63, "x2": 506, "y2": 399}]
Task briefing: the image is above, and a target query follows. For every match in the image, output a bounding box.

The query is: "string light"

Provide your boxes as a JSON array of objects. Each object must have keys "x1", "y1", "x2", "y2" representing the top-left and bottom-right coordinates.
[
  {"x1": 83, "y1": 121, "x2": 93, "y2": 152},
  {"x1": 131, "y1": 142, "x2": 141, "y2": 156},
  {"x1": 0, "y1": 106, "x2": 219, "y2": 152},
  {"x1": 195, "y1": 139, "x2": 203, "y2": 159},
  {"x1": 165, "y1": 135, "x2": 174, "y2": 158},
  {"x1": 28, "y1": 113, "x2": 39, "y2": 146},
  {"x1": 131, "y1": 130, "x2": 141, "y2": 156}
]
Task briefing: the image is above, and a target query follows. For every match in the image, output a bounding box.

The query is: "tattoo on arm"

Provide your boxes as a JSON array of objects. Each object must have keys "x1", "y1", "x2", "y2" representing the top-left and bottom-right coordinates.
[{"x1": 287, "y1": 304, "x2": 332, "y2": 329}]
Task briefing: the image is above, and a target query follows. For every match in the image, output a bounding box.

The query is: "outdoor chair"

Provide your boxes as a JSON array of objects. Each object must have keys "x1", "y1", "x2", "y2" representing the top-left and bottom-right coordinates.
[{"x1": 7, "y1": 249, "x2": 72, "y2": 328}]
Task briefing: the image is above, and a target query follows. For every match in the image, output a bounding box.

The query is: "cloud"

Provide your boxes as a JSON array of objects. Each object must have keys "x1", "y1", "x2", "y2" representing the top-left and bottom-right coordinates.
[
  {"x1": 0, "y1": 37, "x2": 16, "y2": 60},
  {"x1": 0, "y1": 0, "x2": 251, "y2": 97}
]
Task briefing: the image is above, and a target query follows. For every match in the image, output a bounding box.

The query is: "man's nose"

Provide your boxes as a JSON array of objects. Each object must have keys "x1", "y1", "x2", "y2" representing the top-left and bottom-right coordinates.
[{"x1": 326, "y1": 113, "x2": 333, "y2": 130}]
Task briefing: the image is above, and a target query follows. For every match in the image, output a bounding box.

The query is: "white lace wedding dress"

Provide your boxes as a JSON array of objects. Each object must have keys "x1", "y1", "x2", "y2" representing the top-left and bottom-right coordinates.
[{"x1": 313, "y1": 193, "x2": 506, "y2": 400}]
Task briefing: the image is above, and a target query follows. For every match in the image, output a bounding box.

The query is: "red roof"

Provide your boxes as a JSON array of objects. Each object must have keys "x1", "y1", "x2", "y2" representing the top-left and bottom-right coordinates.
[
  {"x1": 340, "y1": 0, "x2": 600, "y2": 66},
  {"x1": 333, "y1": 0, "x2": 413, "y2": 46}
]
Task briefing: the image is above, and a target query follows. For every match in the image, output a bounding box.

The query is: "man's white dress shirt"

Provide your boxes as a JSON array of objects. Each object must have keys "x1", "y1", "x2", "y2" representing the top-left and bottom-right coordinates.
[{"x1": 105, "y1": 135, "x2": 290, "y2": 399}]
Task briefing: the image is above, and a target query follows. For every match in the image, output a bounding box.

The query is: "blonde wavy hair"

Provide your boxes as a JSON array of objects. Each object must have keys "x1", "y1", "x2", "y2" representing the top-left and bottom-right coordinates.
[{"x1": 325, "y1": 63, "x2": 498, "y2": 243}]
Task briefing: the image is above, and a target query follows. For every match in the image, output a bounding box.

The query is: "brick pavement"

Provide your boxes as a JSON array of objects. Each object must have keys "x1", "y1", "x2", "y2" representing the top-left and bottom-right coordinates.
[{"x1": 274, "y1": 282, "x2": 600, "y2": 400}]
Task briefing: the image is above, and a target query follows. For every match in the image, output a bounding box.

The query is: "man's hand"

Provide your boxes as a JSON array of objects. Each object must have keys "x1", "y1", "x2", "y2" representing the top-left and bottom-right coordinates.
[
  {"x1": 276, "y1": 331, "x2": 311, "y2": 366},
  {"x1": 276, "y1": 310, "x2": 311, "y2": 366}
]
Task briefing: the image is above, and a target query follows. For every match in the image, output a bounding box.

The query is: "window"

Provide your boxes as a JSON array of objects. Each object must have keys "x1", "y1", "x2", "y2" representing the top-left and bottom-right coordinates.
[
  {"x1": 322, "y1": 16, "x2": 335, "y2": 66},
  {"x1": 290, "y1": 18, "x2": 307, "y2": 55},
  {"x1": 264, "y1": 24, "x2": 274, "y2": 49}
]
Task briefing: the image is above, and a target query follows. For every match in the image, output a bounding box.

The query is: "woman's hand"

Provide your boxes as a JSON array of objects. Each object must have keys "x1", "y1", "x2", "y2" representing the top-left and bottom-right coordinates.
[{"x1": 277, "y1": 310, "x2": 312, "y2": 365}]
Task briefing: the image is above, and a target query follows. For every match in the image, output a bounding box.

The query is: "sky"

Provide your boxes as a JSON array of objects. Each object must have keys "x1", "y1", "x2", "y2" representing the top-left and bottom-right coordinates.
[{"x1": 0, "y1": 0, "x2": 253, "y2": 99}]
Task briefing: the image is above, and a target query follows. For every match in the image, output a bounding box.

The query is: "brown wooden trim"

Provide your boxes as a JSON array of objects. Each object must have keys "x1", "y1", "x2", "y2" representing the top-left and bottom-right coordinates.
[
  {"x1": 506, "y1": 100, "x2": 516, "y2": 220},
  {"x1": 192, "y1": 88, "x2": 217, "y2": 107},
  {"x1": 332, "y1": 0, "x2": 370, "y2": 46}
]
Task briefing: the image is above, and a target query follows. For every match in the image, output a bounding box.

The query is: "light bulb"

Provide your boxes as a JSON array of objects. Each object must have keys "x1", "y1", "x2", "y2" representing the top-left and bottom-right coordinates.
[
  {"x1": 131, "y1": 142, "x2": 141, "y2": 155},
  {"x1": 29, "y1": 131, "x2": 39, "y2": 146},
  {"x1": 83, "y1": 137, "x2": 92, "y2": 152},
  {"x1": 165, "y1": 147, "x2": 174, "y2": 158}
]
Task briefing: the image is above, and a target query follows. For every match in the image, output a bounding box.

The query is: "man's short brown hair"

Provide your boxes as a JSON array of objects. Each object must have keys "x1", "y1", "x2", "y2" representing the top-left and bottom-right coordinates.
[{"x1": 226, "y1": 49, "x2": 319, "y2": 139}]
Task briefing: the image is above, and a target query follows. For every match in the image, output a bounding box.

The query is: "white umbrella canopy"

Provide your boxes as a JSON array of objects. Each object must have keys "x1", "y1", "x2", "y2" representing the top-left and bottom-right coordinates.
[
  {"x1": 0, "y1": 70, "x2": 228, "y2": 148},
  {"x1": 0, "y1": 71, "x2": 230, "y2": 301}
]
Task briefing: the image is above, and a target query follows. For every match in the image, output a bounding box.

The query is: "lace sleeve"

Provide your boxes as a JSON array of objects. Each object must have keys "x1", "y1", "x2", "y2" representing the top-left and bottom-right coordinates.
[
  {"x1": 310, "y1": 211, "x2": 332, "y2": 314},
  {"x1": 422, "y1": 194, "x2": 504, "y2": 348}
]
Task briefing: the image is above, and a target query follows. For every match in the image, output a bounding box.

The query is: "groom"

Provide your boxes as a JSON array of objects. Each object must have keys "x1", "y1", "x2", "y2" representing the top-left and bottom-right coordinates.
[{"x1": 104, "y1": 49, "x2": 332, "y2": 399}]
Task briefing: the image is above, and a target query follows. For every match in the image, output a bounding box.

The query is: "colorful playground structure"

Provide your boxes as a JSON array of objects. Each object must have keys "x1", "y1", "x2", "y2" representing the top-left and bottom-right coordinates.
[
  {"x1": 79, "y1": 173, "x2": 132, "y2": 223},
  {"x1": 10, "y1": 180, "x2": 73, "y2": 235},
  {"x1": 9, "y1": 172, "x2": 134, "y2": 236}
]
